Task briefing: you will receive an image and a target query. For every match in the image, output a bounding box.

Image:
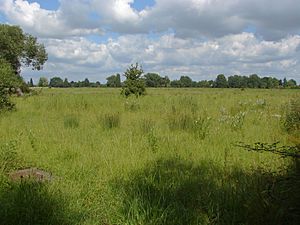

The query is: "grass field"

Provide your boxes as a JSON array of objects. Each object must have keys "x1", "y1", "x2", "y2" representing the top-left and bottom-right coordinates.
[{"x1": 0, "y1": 88, "x2": 299, "y2": 225}]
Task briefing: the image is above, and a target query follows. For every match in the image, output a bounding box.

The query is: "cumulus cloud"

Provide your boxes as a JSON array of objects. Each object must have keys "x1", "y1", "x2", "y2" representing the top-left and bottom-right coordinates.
[
  {"x1": 1, "y1": 0, "x2": 300, "y2": 82},
  {"x1": 2, "y1": 0, "x2": 300, "y2": 39},
  {"x1": 0, "y1": 0, "x2": 102, "y2": 38},
  {"x1": 21, "y1": 33, "x2": 298, "y2": 82}
]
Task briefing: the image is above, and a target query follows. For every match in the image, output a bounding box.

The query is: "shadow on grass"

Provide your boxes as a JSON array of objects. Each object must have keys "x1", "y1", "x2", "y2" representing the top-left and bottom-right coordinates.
[
  {"x1": 111, "y1": 157, "x2": 300, "y2": 225},
  {"x1": 0, "y1": 180, "x2": 72, "y2": 225}
]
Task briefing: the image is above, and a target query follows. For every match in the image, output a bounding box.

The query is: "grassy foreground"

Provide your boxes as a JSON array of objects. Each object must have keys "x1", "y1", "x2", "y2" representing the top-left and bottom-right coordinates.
[{"x1": 0, "y1": 88, "x2": 299, "y2": 225}]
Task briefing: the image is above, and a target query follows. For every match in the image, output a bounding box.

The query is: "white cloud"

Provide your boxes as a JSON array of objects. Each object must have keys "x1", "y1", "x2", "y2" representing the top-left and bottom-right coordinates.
[
  {"x1": 1, "y1": 0, "x2": 300, "y2": 82},
  {"x1": 0, "y1": 0, "x2": 102, "y2": 38},
  {"x1": 20, "y1": 33, "x2": 300, "y2": 82}
]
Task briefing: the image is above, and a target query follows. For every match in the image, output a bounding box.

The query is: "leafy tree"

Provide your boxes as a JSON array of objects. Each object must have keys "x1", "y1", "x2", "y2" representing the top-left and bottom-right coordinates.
[
  {"x1": 287, "y1": 79, "x2": 297, "y2": 88},
  {"x1": 214, "y1": 74, "x2": 228, "y2": 88},
  {"x1": 170, "y1": 80, "x2": 181, "y2": 88},
  {"x1": 144, "y1": 73, "x2": 161, "y2": 87},
  {"x1": 106, "y1": 74, "x2": 121, "y2": 87},
  {"x1": 247, "y1": 74, "x2": 261, "y2": 88},
  {"x1": 38, "y1": 77, "x2": 49, "y2": 87},
  {"x1": 0, "y1": 60, "x2": 17, "y2": 110},
  {"x1": 198, "y1": 80, "x2": 211, "y2": 88},
  {"x1": 121, "y1": 63, "x2": 146, "y2": 97},
  {"x1": 0, "y1": 24, "x2": 47, "y2": 75},
  {"x1": 179, "y1": 76, "x2": 193, "y2": 87},
  {"x1": 0, "y1": 59, "x2": 22, "y2": 90},
  {"x1": 161, "y1": 76, "x2": 170, "y2": 87},
  {"x1": 63, "y1": 78, "x2": 70, "y2": 87},
  {"x1": 83, "y1": 78, "x2": 90, "y2": 87},
  {"x1": 49, "y1": 77, "x2": 64, "y2": 87}
]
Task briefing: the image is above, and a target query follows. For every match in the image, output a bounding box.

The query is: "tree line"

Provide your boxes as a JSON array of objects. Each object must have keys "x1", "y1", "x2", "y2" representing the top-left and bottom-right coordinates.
[{"x1": 32, "y1": 73, "x2": 299, "y2": 89}]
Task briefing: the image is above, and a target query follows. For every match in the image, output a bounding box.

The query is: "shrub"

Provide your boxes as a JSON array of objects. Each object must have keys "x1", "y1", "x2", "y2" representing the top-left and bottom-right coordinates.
[{"x1": 0, "y1": 89, "x2": 15, "y2": 111}]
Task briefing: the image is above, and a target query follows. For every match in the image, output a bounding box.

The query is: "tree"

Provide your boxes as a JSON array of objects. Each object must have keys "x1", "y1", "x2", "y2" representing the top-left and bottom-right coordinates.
[
  {"x1": 121, "y1": 63, "x2": 146, "y2": 97},
  {"x1": 83, "y1": 78, "x2": 90, "y2": 87},
  {"x1": 28, "y1": 78, "x2": 34, "y2": 87},
  {"x1": 49, "y1": 77, "x2": 64, "y2": 87},
  {"x1": 214, "y1": 74, "x2": 228, "y2": 88},
  {"x1": 63, "y1": 78, "x2": 70, "y2": 87},
  {"x1": 106, "y1": 74, "x2": 121, "y2": 87},
  {"x1": 0, "y1": 24, "x2": 47, "y2": 75},
  {"x1": 287, "y1": 79, "x2": 297, "y2": 88},
  {"x1": 144, "y1": 73, "x2": 162, "y2": 87},
  {"x1": 283, "y1": 77, "x2": 288, "y2": 88},
  {"x1": 0, "y1": 60, "x2": 17, "y2": 110},
  {"x1": 179, "y1": 76, "x2": 193, "y2": 87},
  {"x1": 38, "y1": 77, "x2": 49, "y2": 87},
  {"x1": 0, "y1": 59, "x2": 22, "y2": 90},
  {"x1": 247, "y1": 74, "x2": 261, "y2": 88}
]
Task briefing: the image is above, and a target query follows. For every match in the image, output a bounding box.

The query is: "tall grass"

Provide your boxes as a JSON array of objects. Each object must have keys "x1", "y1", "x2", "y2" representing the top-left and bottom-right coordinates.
[{"x1": 0, "y1": 87, "x2": 299, "y2": 224}]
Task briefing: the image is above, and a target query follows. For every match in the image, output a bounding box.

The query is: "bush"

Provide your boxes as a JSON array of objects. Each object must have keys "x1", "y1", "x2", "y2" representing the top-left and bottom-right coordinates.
[{"x1": 0, "y1": 89, "x2": 15, "y2": 111}]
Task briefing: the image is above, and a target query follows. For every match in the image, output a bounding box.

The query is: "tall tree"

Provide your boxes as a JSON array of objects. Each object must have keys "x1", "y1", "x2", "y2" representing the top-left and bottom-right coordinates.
[
  {"x1": 0, "y1": 24, "x2": 47, "y2": 75},
  {"x1": 29, "y1": 78, "x2": 34, "y2": 87},
  {"x1": 179, "y1": 76, "x2": 193, "y2": 87},
  {"x1": 106, "y1": 74, "x2": 121, "y2": 87},
  {"x1": 214, "y1": 74, "x2": 228, "y2": 88},
  {"x1": 49, "y1": 77, "x2": 64, "y2": 87}
]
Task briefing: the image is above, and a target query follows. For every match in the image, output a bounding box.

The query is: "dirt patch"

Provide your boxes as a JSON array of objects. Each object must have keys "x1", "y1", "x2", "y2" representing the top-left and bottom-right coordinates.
[{"x1": 9, "y1": 168, "x2": 53, "y2": 182}]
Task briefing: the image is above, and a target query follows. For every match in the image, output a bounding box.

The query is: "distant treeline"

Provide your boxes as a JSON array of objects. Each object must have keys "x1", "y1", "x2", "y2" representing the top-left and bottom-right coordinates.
[{"x1": 30, "y1": 73, "x2": 299, "y2": 89}]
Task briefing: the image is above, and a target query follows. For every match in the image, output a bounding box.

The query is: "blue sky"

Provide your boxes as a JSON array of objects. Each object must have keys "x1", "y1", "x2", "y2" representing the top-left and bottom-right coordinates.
[{"x1": 1, "y1": 0, "x2": 300, "y2": 83}]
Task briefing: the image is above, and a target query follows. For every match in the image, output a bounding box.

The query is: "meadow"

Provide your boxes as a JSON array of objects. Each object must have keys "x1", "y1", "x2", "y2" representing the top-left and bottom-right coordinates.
[{"x1": 0, "y1": 88, "x2": 299, "y2": 225}]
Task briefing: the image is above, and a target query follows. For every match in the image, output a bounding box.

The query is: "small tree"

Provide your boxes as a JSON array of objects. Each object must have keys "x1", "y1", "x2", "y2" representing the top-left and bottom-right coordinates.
[{"x1": 121, "y1": 63, "x2": 146, "y2": 97}]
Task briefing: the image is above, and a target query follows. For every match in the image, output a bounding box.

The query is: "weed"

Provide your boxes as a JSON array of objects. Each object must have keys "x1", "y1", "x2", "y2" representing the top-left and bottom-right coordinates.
[
  {"x1": 140, "y1": 118, "x2": 155, "y2": 134},
  {"x1": 230, "y1": 111, "x2": 246, "y2": 131},
  {"x1": 147, "y1": 129, "x2": 159, "y2": 153},
  {"x1": 283, "y1": 98, "x2": 300, "y2": 133},
  {"x1": 192, "y1": 116, "x2": 211, "y2": 139},
  {"x1": 101, "y1": 112, "x2": 120, "y2": 129},
  {"x1": 64, "y1": 115, "x2": 80, "y2": 129},
  {"x1": 124, "y1": 98, "x2": 140, "y2": 112}
]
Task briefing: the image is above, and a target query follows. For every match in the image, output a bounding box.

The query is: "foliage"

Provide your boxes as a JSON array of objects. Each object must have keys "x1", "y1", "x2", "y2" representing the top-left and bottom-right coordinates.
[
  {"x1": 106, "y1": 74, "x2": 121, "y2": 87},
  {"x1": 144, "y1": 73, "x2": 170, "y2": 87},
  {"x1": 0, "y1": 89, "x2": 15, "y2": 111},
  {"x1": 0, "y1": 59, "x2": 22, "y2": 90},
  {"x1": 0, "y1": 24, "x2": 47, "y2": 74},
  {"x1": 38, "y1": 77, "x2": 49, "y2": 87},
  {"x1": 214, "y1": 74, "x2": 228, "y2": 88},
  {"x1": 49, "y1": 77, "x2": 64, "y2": 88},
  {"x1": 121, "y1": 63, "x2": 146, "y2": 97}
]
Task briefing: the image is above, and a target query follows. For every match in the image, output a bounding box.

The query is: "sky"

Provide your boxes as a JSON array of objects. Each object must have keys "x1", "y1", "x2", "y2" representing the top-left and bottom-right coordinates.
[{"x1": 0, "y1": 0, "x2": 300, "y2": 83}]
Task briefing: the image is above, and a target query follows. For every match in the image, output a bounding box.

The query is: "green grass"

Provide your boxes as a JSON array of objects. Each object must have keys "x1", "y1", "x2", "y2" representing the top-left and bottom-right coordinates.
[{"x1": 0, "y1": 88, "x2": 299, "y2": 225}]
